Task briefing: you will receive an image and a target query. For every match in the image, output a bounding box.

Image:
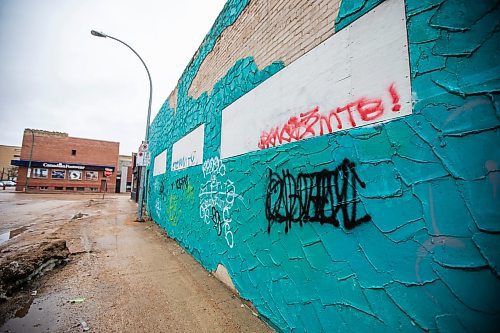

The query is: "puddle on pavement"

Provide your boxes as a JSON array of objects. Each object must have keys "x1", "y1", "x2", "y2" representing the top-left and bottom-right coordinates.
[
  {"x1": 0, "y1": 227, "x2": 28, "y2": 245},
  {"x1": 15, "y1": 297, "x2": 34, "y2": 318},
  {"x1": 2, "y1": 301, "x2": 50, "y2": 333},
  {"x1": 0, "y1": 232, "x2": 9, "y2": 244},
  {"x1": 2, "y1": 296, "x2": 56, "y2": 333}
]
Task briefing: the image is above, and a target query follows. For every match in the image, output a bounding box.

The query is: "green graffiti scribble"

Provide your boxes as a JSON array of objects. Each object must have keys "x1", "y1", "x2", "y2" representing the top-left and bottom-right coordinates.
[
  {"x1": 186, "y1": 184, "x2": 195, "y2": 201},
  {"x1": 168, "y1": 195, "x2": 179, "y2": 227}
]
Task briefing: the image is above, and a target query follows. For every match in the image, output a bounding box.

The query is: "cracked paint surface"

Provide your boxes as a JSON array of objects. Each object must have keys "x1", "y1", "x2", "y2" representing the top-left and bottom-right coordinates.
[{"x1": 147, "y1": 0, "x2": 500, "y2": 331}]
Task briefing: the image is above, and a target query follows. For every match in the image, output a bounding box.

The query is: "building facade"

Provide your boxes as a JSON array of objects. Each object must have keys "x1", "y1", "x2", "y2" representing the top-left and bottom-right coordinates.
[
  {"x1": 116, "y1": 155, "x2": 133, "y2": 193},
  {"x1": 0, "y1": 145, "x2": 21, "y2": 181},
  {"x1": 13, "y1": 129, "x2": 119, "y2": 193},
  {"x1": 147, "y1": 0, "x2": 499, "y2": 332}
]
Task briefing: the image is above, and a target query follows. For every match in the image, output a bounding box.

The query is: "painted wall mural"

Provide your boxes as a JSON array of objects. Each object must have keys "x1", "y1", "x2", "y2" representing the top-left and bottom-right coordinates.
[{"x1": 147, "y1": 0, "x2": 500, "y2": 332}]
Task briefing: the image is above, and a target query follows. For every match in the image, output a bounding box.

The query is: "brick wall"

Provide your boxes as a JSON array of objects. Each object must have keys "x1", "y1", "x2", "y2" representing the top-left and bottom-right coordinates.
[
  {"x1": 17, "y1": 129, "x2": 119, "y2": 192},
  {"x1": 185, "y1": 0, "x2": 340, "y2": 100}
]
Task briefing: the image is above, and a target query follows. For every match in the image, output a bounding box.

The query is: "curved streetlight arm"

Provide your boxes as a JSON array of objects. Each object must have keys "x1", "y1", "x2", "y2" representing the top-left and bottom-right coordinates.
[{"x1": 91, "y1": 30, "x2": 152, "y2": 141}]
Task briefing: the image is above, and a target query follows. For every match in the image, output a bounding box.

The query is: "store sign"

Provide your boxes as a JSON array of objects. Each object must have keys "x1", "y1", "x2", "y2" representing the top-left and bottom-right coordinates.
[
  {"x1": 43, "y1": 162, "x2": 85, "y2": 170},
  {"x1": 104, "y1": 170, "x2": 112, "y2": 177},
  {"x1": 12, "y1": 160, "x2": 115, "y2": 172}
]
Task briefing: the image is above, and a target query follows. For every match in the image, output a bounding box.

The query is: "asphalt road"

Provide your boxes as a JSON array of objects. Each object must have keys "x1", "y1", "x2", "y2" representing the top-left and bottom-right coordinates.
[{"x1": 0, "y1": 192, "x2": 273, "y2": 332}]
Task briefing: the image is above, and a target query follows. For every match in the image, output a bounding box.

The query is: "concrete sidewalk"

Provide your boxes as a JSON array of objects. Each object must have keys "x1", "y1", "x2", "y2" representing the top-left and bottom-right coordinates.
[{"x1": 0, "y1": 194, "x2": 273, "y2": 332}]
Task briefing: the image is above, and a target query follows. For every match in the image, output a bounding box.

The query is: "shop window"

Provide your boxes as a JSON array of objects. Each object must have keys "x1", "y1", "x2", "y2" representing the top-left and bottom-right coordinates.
[
  {"x1": 77, "y1": 187, "x2": 84, "y2": 191},
  {"x1": 51, "y1": 170, "x2": 66, "y2": 179},
  {"x1": 85, "y1": 171, "x2": 98, "y2": 181},
  {"x1": 89, "y1": 187, "x2": 98, "y2": 192},
  {"x1": 69, "y1": 170, "x2": 82, "y2": 180},
  {"x1": 72, "y1": 149, "x2": 76, "y2": 156},
  {"x1": 32, "y1": 168, "x2": 48, "y2": 178},
  {"x1": 39, "y1": 186, "x2": 48, "y2": 190},
  {"x1": 55, "y1": 186, "x2": 63, "y2": 191},
  {"x1": 66, "y1": 187, "x2": 74, "y2": 191}
]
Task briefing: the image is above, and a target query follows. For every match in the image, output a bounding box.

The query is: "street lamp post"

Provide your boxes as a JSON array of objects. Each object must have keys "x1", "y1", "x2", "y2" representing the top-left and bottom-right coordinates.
[{"x1": 91, "y1": 30, "x2": 152, "y2": 221}]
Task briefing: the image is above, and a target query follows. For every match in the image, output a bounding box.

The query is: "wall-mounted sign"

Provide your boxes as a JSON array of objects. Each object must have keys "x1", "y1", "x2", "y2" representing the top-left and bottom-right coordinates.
[
  {"x1": 11, "y1": 160, "x2": 115, "y2": 172},
  {"x1": 43, "y1": 162, "x2": 85, "y2": 170}
]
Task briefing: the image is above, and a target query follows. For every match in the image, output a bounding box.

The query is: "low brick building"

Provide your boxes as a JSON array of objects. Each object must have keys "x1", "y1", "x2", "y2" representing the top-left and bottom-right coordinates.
[{"x1": 12, "y1": 129, "x2": 119, "y2": 193}]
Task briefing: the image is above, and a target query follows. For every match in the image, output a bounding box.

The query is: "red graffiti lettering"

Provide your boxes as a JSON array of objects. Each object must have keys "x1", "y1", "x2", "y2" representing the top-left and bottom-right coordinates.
[
  {"x1": 258, "y1": 84, "x2": 402, "y2": 149},
  {"x1": 389, "y1": 83, "x2": 401, "y2": 112},
  {"x1": 356, "y1": 98, "x2": 384, "y2": 121}
]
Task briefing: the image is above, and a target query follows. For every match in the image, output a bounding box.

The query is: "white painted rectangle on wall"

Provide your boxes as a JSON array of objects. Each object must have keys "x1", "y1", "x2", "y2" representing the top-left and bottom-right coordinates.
[
  {"x1": 220, "y1": 0, "x2": 411, "y2": 159},
  {"x1": 153, "y1": 149, "x2": 167, "y2": 176},
  {"x1": 171, "y1": 124, "x2": 205, "y2": 171}
]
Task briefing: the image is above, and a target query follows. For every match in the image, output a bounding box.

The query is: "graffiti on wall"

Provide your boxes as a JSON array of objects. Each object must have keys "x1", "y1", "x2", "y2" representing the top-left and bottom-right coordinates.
[
  {"x1": 220, "y1": 0, "x2": 411, "y2": 158},
  {"x1": 169, "y1": 194, "x2": 180, "y2": 227},
  {"x1": 172, "y1": 175, "x2": 189, "y2": 190},
  {"x1": 171, "y1": 175, "x2": 195, "y2": 201},
  {"x1": 258, "y1": 84, "x2": 401, "y2": 149},
  {"x1": 199, "y1": 157, "x2": 242, "y2": 248},
  {"x1": 172, "y1": 152, "x2": 197, "y2": 170},
  {"x1": 155, "y1": 197, "x2": 163, "y2": 222},
  {"x1": 171, "y1": 124, "x2": 205, "y2": 171},
  {"x1": 265, "y1": 159, "x2": 370, "y2": 233}
]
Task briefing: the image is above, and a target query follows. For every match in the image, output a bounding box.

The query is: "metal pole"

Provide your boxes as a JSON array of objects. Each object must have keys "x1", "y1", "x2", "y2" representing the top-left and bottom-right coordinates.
[
  {"x1": 91, "y1": 30, "x2": 152, "y2": 221},
  {"x1": 25, "y1": 129, "x2": 35, "y2": 192}
]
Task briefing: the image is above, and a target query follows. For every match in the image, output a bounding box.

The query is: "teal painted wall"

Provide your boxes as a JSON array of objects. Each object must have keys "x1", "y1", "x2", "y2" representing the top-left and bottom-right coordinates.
[{"x1": 147, "y1": 0, "x2": 500, "y2": 331}]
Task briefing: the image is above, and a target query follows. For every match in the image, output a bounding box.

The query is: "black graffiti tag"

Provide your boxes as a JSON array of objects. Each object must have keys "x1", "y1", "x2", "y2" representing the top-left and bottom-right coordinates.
[
  {"x1": 171, "y1": 175, "x2": 189, "y2": 190},
  {"x1": 211, "y1": 206, "x2": 222, "y2": 236},
  {"x1": 265, "y1": 159, "x2": 370, "y2": 233}
]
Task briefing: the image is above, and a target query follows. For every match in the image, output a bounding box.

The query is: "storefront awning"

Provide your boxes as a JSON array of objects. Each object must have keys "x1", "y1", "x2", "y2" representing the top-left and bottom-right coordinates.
[{"x1": 11, "y1": 160, "x2": 115, "y2": 172}]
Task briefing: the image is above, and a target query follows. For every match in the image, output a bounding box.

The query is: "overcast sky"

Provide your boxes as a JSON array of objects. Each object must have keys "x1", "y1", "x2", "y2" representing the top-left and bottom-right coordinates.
[{"x1": 0, "y1": 0, "x2": 227, "y2": 155}]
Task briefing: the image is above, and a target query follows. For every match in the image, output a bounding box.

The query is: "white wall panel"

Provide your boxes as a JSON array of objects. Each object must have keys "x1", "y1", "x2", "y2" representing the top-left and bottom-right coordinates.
[
  {"x1": 220, "y1": 0, "x2": 411, "y2": 159},
  {"x1": 171, "y1": 124, "x2": 205, "y2": 171},
  {"x1": 153, "y1": 149, "x2": 167, "y2": 176}
]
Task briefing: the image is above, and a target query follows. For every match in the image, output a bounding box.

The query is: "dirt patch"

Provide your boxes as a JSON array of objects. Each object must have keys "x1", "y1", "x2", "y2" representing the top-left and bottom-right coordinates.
[
  {"x1": 0, "y1": 194, "x2": 273, "y2": 332},
  {"x1": 0, "y1": 238, "x2": 69, "y2": 324}
]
